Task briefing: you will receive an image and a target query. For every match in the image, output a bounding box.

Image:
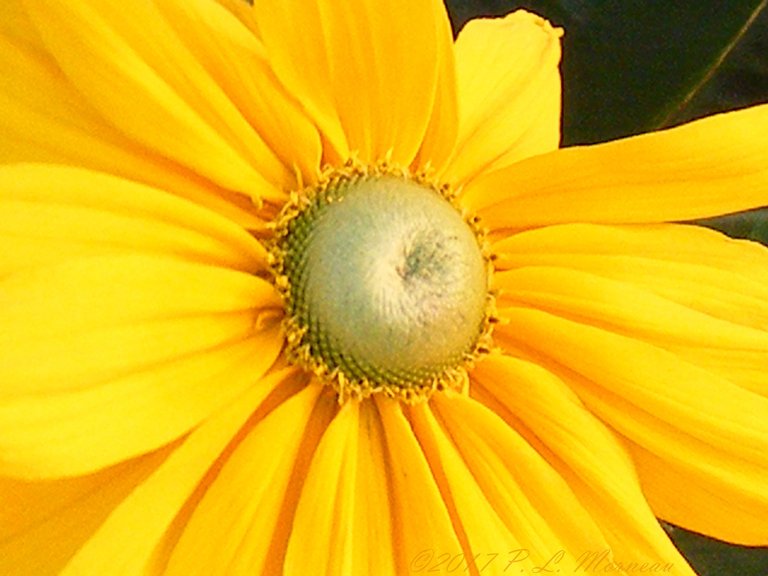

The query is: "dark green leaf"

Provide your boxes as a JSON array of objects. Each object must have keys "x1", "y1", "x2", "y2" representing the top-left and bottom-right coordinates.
[
  {"x1": 658, "y1": 3, "x2": 768, "y2": 127},
  {"x1": 694, "y1": 208, "x2": 768, "y2": 246},
  {"x1": 664, "y1": 524, "x2": 768, "y2": 576}
]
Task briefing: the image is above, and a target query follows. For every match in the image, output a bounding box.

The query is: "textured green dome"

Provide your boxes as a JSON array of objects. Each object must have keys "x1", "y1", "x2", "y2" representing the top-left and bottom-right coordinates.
[{"x1": 278, "y1": 174, "x2": 488, "y2": 392}]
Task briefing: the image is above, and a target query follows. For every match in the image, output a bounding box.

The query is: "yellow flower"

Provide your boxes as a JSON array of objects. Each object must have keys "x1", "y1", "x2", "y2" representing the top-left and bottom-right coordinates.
[{"x1": 1, "y1": 0, "x2": 767, "y2": 575}]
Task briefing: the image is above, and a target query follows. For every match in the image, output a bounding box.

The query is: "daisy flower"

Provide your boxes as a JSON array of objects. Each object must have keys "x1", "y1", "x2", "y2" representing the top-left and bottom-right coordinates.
[{"x1": 1, "y1": 0, "x2": 767, "y2": 575}]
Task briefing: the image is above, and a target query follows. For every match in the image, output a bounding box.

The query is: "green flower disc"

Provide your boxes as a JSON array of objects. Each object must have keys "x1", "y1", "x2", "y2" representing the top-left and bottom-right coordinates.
[{"x1": 278, "y1": 174, "x2": 488, "y2": 391}]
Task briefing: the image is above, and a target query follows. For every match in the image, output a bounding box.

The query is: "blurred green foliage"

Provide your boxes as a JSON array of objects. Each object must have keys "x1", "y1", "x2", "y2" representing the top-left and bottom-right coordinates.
[
  {"x1": 443, "y1": 2, "x2": 768, "y2": 575},
  {"x1": 445, "y1": 0, "x2": 768, "y2": 145}
]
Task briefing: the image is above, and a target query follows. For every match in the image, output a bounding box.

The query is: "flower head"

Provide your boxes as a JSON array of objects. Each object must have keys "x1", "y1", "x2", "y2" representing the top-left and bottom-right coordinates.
[{"x1": 1, "y1": 1, "x2": 768, "y2": 575}]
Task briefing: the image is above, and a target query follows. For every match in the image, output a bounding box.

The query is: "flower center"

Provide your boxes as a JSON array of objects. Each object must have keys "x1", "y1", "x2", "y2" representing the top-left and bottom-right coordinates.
[{"x1": 270, "y1": 164, "x2": 493, "y2": 402}]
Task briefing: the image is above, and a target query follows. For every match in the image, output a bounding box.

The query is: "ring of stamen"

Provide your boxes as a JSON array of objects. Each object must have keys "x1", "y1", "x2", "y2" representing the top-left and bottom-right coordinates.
[{"x1": 268, "y1": 160, "x2": 496, "y2": 403}]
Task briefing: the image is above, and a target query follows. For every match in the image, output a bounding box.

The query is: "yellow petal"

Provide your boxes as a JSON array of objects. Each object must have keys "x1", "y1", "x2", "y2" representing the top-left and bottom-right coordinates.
[
  {"x1": 445, "y1": 11, "x2": 562, "y2": 187},
  {"x1": 59, "y1": 368, "x2": 303, "y2": 576},
  {"x1": 471, "y1": 355, "x2": 697, "y2": 576},
  {"x1": 411, "y1": 0, "x2": 459, "y2": 172},
  {"x1": 409, "y1": 402, "x2": 536, "y2": 575},
  {"x1": 429, "y1": 392, "x2": 616, "y2": 573},
  {"x1": 0, "y1": 164, "x2": 267, "y2": 277},
  {"x1": 212, "y1": 0, "x2": 261, "y2": 40},
  {"x1": 249, "y1": 0, "x2": 346, "y2": 162},
  {"x1": 0, "y1": 255, "x2": 283, "y2": 477},
  {"x1": 582, "y1": 373, "x2": 768, "y2": 545},
  {"x1": 0, "y1": 448, "x2": 174, "y2": 576},
  {"x1": 284, "y1": 400, "x2": 397, "y2": 576},
  {"x1": 1, "y1": 253, "x2": 279, "y2": 397},
  {"x1": 0, "y1": 0, "x2": 37, "y2": 47},
  {"x1": 496, "y1": 306, "x2": 768, "y2": 545},
  {"x1": 255, "y1": 0, "x2": 455, "y2": 166},
  {"x1": 375, "y1": 397, "x2": 464, "y2": 574},
  {"x1": 464, "y1": 104, "x2": 768, "y2": 226},
  {"x1": 164, "y1": 380, "x2": 330, "y2": 576},
  {"x1": 23, "y1": 0, "x2": 289, "y2": 204},
  {"x1": 0, "y1": 2, "x2": 263, "y2": 227},
  {"x1": 629, "y1": 441, "x2": 768, "y2": 546},
  {"x1": 495, "y1": 265, "x2": 768, "y2": 380},
  {"x1": 152, "y1": 0, "x2": 322, "y2": 187},
  {"x1": 494, "y1": 223, "x2": 768, "y2": 395}
]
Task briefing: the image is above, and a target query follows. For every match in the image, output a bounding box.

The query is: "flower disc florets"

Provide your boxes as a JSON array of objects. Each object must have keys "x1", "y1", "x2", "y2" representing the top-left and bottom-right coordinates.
[{"x1": 269, "y1": 161, "x2": 495, "y2": 402}]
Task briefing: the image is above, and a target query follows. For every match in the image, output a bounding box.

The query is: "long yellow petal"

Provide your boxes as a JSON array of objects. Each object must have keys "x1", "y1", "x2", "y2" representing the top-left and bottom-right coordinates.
[
  {"x1": 464, "y1": 104, "x2": 768, "y2": 227},
  {"x1": 471, "y1": 355, "x2": 696, "y2": 576},
  {"x1": 445, "y1": 11, "x2": 562, "y2": 187},
  {"x1": 23, "y1": 0, "x2": 289, "y2": 204},
  {"x1": 255, "y1": 0, "x2": 454, "y2": 166},
  {"x1": 495, "y1": 265, "x2": 768, "y2": 377},
  {"x1": 496, "y1": 307, "x2": 768, "y2": 545},
  {"x1": 163, "y1": 380, "x2": 331, "y2": 576},
  {"x1": 412, "y1": 0, "x2": 459, "y2": 172},
  {"x1": 284, "y1": 400, "x2": 397, "y2": 576},
  {"x1": 0, "y1": 253, "x2": 279, "y2": 398},
  {"x1": 0, "y1": 448, "x2": 173, "y2": 576},
  {"x1": 375, "y1": 397, "x2": 464, "y2": 575},
  {"x1": 58, "y1": 369, "x2": 302, "y2": 576},
  {"x1": 430, "y1": 392, "x2": 616, "y2": 573},
  {"x1": 0, "y1": 164, "x2": 267, "y2": 277},
  {"x1": 0, "y1": 255, "x2": 283, "y2": 477},
  {"x1": 153, "y1": 0, "x2": 322, "y2": 187},
  {"x1": 409, "y1": 402, "x2": 536, "y2": 575},
  {"x1": 629, "y1": 440, "x2": 768, "y2": 546},
  {"x1": 494, "y1": 223, "x2": 768, "y2": 395},
  {"x1": 0, "y1": 2, "x2": 263, "y2": 227}
]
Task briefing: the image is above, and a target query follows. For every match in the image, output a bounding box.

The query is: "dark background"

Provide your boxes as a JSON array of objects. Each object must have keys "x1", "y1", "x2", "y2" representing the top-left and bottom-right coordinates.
[
  {"x1": 445, "y1": 0, "x2": 768, "y2": 145},
  {"x1": 442, "y1": 2, "x2": 768, "y2": 575}
]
